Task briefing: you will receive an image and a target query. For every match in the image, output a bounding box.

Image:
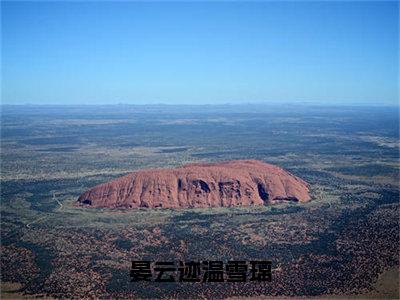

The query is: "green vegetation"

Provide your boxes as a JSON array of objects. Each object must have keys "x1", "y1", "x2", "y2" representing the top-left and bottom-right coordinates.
[{"x1": 1, "y1": 105, "x2": 399, "y2": 298}]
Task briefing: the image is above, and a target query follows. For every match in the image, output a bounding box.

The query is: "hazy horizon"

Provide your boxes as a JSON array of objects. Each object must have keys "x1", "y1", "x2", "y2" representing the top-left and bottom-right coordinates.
[
  {"x1": 1, "y1": 100, "x2": 400, "y2": 108},
  {"x1": 2, "y1": 1, "x2": 398, "y2": 106}
]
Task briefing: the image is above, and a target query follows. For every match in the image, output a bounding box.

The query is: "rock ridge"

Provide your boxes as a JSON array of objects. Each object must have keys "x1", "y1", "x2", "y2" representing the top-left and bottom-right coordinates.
[{"x1": 77, "y1": 159, "x2": 311, "y2": 209}]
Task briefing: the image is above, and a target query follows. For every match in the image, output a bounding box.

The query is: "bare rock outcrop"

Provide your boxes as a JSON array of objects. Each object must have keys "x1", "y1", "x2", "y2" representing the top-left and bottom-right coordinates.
[{"x1": 77, "y1": 160, "x2": 311, "y2": 209}]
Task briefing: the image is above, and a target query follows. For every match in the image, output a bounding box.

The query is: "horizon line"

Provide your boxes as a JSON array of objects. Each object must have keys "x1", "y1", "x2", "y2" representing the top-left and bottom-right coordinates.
[{"x1": 1, "y1": 102, "x2": 399, "y2": 108}]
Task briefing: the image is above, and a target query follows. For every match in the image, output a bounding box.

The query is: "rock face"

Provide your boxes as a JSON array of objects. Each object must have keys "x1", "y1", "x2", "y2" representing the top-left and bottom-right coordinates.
[{"x1": 77, "y1": 160, "x2": 311, "y2": 209}]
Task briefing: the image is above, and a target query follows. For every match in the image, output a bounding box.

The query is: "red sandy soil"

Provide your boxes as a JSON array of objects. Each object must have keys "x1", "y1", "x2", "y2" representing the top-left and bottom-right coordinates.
[{"x1": 77, "y1": 160, "x2": 311, "y2": 209}]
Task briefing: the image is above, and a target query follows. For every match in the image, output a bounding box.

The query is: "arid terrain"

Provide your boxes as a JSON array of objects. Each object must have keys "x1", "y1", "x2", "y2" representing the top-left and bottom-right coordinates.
[{"x1": 1, "y1": 104, "x2": 399, "y2": 298}]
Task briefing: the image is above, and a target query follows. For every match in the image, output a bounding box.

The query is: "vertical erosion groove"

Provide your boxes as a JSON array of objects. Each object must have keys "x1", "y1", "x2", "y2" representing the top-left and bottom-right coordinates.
[{"x1": 257, "y1": 183, "x2": 269, "y2": 202}]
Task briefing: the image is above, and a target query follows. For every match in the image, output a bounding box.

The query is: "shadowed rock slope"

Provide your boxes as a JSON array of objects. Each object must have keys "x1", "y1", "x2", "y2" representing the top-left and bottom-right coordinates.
[{"x1": 77, "y1": 160, "x2": 311, "y2": 209}]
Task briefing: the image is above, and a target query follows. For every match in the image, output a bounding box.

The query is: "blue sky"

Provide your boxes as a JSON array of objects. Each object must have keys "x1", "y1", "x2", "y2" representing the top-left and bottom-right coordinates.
[{"x1": 1, "y1": 1, "x2": 398, "y2": 105}]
